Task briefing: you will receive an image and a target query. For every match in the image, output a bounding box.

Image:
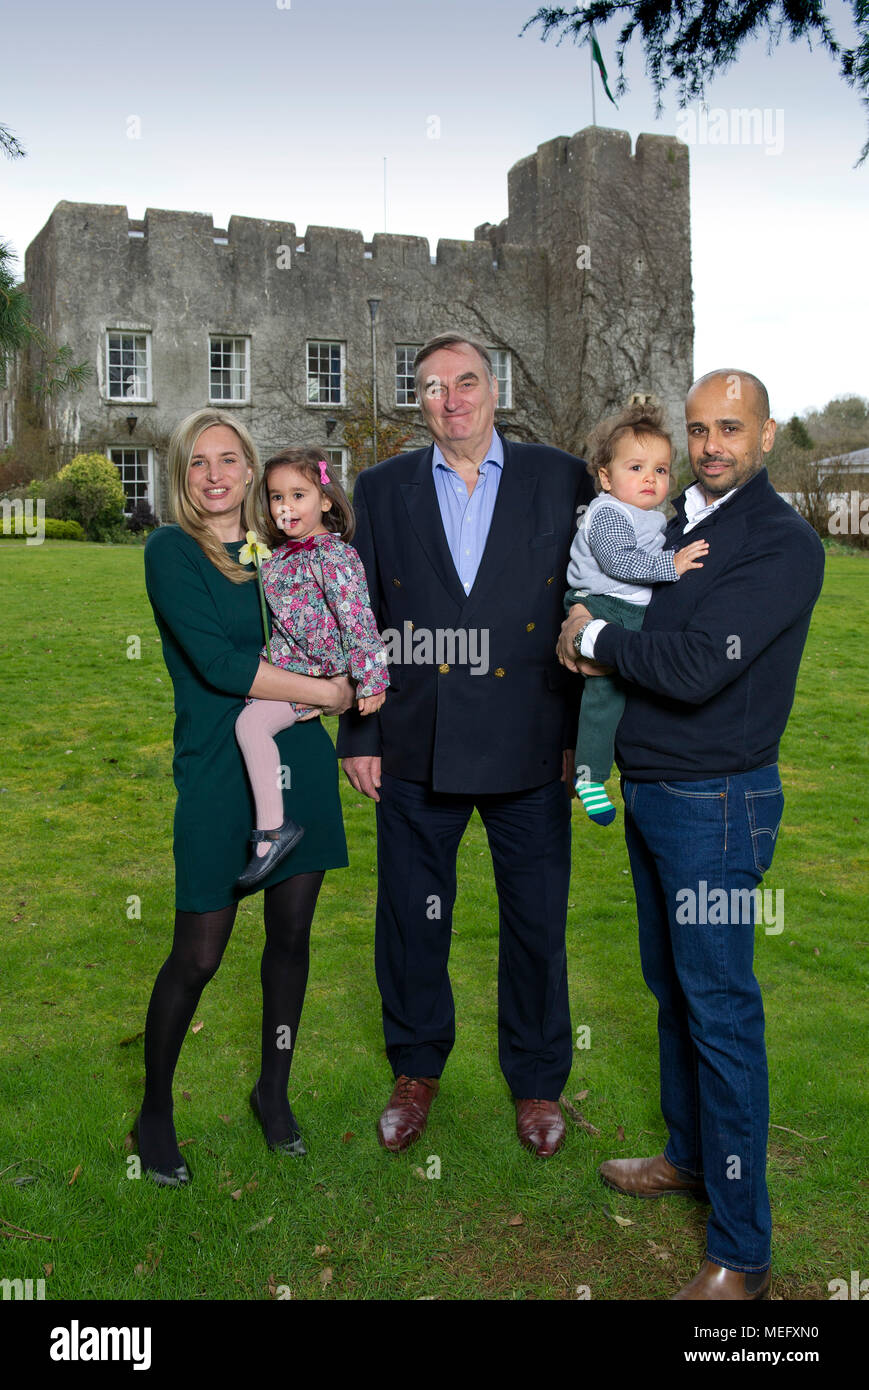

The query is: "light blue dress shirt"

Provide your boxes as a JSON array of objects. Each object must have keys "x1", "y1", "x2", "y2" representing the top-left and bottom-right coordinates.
[{"x1": 431, "y1": 430, "x2": 504, "y2": 594}]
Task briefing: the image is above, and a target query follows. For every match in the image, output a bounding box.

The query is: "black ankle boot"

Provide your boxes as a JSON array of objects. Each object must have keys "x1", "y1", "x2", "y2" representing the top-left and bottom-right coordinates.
[{"x1": 249, "y1": 1081, "x2": 306, "y2": 1156}]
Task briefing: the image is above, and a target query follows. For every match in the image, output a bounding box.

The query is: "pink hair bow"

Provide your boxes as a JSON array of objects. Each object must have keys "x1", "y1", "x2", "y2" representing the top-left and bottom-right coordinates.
[{"x1": 318, "y1": 459, "x2": 330, "y2": 487}]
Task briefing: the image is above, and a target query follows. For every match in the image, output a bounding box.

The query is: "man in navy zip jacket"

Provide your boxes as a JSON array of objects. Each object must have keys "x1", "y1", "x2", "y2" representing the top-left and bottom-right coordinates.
[
  {"x1": 338, "y1": 333, "x2": 594, "y2": 1157},
  {"x1": 559, "y1": 369, "x2": 825, "y2": 1300}
]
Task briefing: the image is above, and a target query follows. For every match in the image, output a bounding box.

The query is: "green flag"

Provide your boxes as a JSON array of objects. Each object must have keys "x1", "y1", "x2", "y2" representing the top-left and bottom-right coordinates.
[{"x1": 591, "y1": 29, "x2": 618, "y2": 107}]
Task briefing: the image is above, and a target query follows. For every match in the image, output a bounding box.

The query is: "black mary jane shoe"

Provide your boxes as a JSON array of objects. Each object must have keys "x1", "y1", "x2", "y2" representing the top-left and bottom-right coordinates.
[
  {"x1": 249, "y1": 1082, "x2": 307, "y2": 1156},
  {"x1": 132, "y1": 1112, "x2": 191, "y2": 1188},
  {"x1": 236, "y1": 818, "x2": 306, "y2": 892}
]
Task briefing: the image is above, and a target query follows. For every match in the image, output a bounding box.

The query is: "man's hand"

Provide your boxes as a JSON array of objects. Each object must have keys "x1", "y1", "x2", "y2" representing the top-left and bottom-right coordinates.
[
  {"x1": 357, "y1": 690, "x2": 386, "y2": 715},
  {"x1": 342, "y1": 755, "x2": 382, "y2": 801},
  {"x1": 561, "y1": 748, "x2": 576, "y2": 792},
  {"x1": 557, "y1": 604, "x2": 592, "y2": 672}
]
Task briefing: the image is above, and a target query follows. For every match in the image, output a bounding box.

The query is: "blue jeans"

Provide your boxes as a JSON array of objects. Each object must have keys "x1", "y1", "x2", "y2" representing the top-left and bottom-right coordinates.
[{"x1": 622, "y1": 765, "x2": 785, "y2": 1272}]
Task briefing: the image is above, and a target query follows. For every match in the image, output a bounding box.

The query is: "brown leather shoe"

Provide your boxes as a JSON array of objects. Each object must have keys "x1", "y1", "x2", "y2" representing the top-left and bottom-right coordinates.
[
  {"x1": 599, "y1": 1153, "x2": 708, "y2": 1199},
  {"x1": 515, "y1": 1098, "x2": 566, "y2": 1157},
  {"x1": 377, "y1": 1075, "x2": 439, "y2": 1152},
  {"x1": 671, "y1": 1259, "x2": 771, "y2": 1301}
]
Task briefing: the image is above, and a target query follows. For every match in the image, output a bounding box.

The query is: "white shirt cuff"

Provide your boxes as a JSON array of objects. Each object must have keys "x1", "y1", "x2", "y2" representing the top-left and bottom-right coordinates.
[{"x1": 581, "y1": 619, "x2": 607, "y2": 658}]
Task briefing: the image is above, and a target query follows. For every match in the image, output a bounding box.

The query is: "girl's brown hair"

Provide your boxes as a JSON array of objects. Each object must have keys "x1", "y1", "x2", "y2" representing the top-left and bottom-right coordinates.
[
  {"x1": 259, "y1": 448, "x2": 355, "y2": 546},
  {"x1": 587, "y1": 402, "x2": 674, "y2": 493}
]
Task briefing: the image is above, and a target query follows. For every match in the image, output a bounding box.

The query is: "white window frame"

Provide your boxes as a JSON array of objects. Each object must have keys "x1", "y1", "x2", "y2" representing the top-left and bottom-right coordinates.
[
  {"x1": 108, "y1": 445, "x2": 154, "y2": 515},
  {"x1": 306, "y1": 340, "x2": 345, "y2": 406},
  {"x1": 488, "y1": 348, "x2": 512, "y2": 410},
  {"x1": 106, "y1": 331, "x2": 152, "y2": 401},
  {"x1": 209, "y1": 335, "x2": 251, "y2": 404},
  {"x1": 395, "y1": 345, "x2": 422, "y2": 408},
  {"x1": 324, "y1": 446, "x2": 350, "y2": 490}
]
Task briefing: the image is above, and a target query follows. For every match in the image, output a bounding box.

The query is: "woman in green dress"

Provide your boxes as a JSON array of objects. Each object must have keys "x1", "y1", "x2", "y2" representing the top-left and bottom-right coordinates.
[{"x1": 138, "y1": 409, "x2": 355, "y2": 1185}]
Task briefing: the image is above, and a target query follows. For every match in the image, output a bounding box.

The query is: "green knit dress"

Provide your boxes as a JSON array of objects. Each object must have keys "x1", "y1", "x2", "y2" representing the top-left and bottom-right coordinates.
[{"x1": 144, "y1": 525, "x2": 348, "y2": 912}]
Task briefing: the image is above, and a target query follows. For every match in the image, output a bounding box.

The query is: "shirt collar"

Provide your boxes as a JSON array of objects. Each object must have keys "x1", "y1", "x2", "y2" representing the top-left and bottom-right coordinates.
[
  {"x1": 432, "y1": 429, "x2": 504, "y2": 476},
  {"x1": 683, "y1": 481, "x2": 738, "y2": 523}
]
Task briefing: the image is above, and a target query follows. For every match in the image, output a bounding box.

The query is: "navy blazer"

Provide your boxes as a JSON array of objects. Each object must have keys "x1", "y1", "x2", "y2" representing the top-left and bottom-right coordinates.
[{"x1": 336, "y1": 433, "x2": 593, "y2": 794}]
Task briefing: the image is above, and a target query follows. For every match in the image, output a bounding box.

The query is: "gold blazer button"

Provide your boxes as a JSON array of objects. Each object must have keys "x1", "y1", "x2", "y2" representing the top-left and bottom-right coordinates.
[
  {"x1": 393, "y1": 578, "x2": 402, "y2": 586},
  {"x1": 494, "y1": 667, "x2": 505, "y2": 678},
  {"x1": 526, "y1": 622, "x2": 535, "y2": 631},
  {"x1": 546, "y1": 576, "x2": 555, "y2": 585},
  {"x1": 438, "y1": 663, "x2": 449, "y2": 674}
]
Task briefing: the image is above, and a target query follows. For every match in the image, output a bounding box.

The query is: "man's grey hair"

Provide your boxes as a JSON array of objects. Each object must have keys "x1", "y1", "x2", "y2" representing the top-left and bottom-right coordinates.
[{"x1": 413, "y1": 333, "x2": 495, "y2": 394}]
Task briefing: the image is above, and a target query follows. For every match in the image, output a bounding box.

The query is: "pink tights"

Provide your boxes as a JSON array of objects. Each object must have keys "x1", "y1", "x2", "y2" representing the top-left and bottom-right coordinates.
[{"x1": 236, "y1": 700, "x2": 298, "y2": 856}]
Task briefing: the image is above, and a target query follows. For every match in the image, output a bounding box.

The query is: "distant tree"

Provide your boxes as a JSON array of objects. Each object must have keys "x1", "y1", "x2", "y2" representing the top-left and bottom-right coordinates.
[
  {"x1": 1, "y1": 122, "x2": 90, "y2": 398},
  {"x1": 522, "y1": 3, "x2": 869, "y2": 164},
  {"x1": 341, "y1": 374, "x2": 417, "y2": 480},
  {"x1": 783, "y1": 415, "x2": 814, "y2": 450}
]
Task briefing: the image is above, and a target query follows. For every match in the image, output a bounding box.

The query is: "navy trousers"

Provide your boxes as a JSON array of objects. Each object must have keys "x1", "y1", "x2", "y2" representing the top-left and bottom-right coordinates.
[{"x1": 374, "y1": 772, "x2": 573, "y2": 1099}]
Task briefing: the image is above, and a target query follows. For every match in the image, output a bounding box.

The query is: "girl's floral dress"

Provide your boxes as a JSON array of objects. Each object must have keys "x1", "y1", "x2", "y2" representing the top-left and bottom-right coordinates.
[{"x1": 259, "y1": 532, "x2": 388, "y2": 698}]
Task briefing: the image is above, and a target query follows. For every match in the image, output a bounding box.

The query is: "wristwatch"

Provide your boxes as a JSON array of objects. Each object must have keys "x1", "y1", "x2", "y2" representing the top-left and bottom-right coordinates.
[{"x1": 572, "y1": 620, "x2": 594, "y2": 657}]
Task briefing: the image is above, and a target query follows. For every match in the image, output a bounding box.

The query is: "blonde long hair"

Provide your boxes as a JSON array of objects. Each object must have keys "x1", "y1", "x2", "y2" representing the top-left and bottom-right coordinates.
[{"x1": 167, "y1": 409, "x2": 263, "y2": 583}]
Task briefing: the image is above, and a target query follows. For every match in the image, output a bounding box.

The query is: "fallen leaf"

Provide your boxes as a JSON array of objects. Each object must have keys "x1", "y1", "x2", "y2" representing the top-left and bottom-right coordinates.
[
  {"x1": 182, "y1": 1091, "x2": 192, "y2": 1102},
  {"x1": 319, "y1": 1267, "x2": 333, "y2": 1288},
  {"x1": 123, "y1": 1130, "x2": 134, "y2": 1153},
  {"x1": 813, "y1": 947, "x2": 820, "y2": 956},
  {"x1": 606, "y1": 1210, "x2": 633, "y2": 1227},
  {"x1": 506, "y1": 1214, "x2": 524, "y2": 1226},
  {"x1": 574, "y1": 1090, "x2": 589, "y2": 1102},
  {"x1": 178, "y1": 1138, "x2": 195, "y2": 1148},
  {"x1": 246, "y1": 1216, "x2": 274, "y2": 1233},
  {"x1": 219, "y1": 1114, "x2": 231, "y2": 1123},
  {"x1": 68, "y1": 1165, "x2": 82, "y2": 1186},
  {"x1": 43, "y1": 1263, "x2": 53, "y2": 1276},
  {"x1": 341, "y1": 1131, "x2": 354, "y2": 1143},
  {"x1": 245, "y1": 1180, "x2": 258, "y2": 1192},
  {"x1": 267, "y1": 1274, "x2": 278, "y2": 1299},
  {"x1": 230, "y1": 1189, "x2": 243, "y2": 1200},
  {"x1": 134, "y1": 1263, "x2": 144, "y2": 1276},
  {"x1": 413, "y1": 1166, "x2": 427, "y2": 1180},
  {"x1": 647, "y1": 1241, "x2": 671, "y2": 1260},
  {"x1": 191, "y1": 1021, "x2": 204, "y2": 1034},
  {"x1": 313, "y1": 1244, "x2": 331, "y2": 1257},
  {"x1": 616, "y1": 1125, "x2": 625, "y2": 1141}
]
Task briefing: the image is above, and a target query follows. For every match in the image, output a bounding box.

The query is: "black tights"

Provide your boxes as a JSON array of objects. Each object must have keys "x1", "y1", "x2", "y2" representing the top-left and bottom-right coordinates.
[{"x1": 138, "y1": 872, "x2": 324, "y2": 1171}]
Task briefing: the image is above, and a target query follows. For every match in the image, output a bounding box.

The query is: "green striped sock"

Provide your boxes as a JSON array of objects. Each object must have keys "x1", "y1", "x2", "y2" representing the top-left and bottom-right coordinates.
[{"x1": 575, "y1": 779, "x2": 616, "y2": 826}]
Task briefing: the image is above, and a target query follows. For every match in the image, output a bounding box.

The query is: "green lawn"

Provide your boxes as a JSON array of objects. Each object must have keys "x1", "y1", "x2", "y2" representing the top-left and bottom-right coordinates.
[{"x1": 0, "y1": 540, "x2": 866, "y2": 1301}]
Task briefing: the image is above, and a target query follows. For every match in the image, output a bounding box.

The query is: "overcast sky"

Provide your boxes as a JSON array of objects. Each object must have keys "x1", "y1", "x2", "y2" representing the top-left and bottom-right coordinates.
[{"x1": 2, "y1": 0, "x2": 866, "y2": 421}]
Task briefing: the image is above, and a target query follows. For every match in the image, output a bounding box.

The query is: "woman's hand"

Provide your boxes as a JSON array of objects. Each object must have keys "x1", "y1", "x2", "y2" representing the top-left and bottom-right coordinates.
[{"x1": 316, "y1": 675, "x2": 356, "y2": 717}]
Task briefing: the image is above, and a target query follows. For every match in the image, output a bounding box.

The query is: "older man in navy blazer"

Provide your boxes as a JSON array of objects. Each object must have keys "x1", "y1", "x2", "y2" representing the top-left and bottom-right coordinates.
[{"x1": 338, "y1": 333, "x2": 594, "y2": 1155}]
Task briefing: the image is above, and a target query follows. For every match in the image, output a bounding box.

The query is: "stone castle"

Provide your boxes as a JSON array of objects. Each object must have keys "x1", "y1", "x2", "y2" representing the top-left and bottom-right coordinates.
[{"x1": 3, "y1": 126, "x2": 692, "y2": 519}]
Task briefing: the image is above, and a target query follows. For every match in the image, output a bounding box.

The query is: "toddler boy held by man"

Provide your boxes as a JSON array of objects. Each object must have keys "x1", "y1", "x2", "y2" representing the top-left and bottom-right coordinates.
[{"x1": 565, "y1": 405, "x2": 708, "y2": 823}]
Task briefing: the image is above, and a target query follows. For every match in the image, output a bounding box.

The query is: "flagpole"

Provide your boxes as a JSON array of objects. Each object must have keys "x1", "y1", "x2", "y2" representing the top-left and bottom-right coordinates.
[{"x1": 590, "y1": 33, "x2": 597, "y2": 126}]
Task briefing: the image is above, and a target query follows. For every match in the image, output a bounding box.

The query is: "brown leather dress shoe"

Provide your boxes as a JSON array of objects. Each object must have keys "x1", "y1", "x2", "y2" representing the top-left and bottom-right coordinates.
[
  {"x1": 377, "y1": 1075, "x2": 439, "y2": 1152},
  {"x1": 671, "y1": 1259, "x2": 771, "y2": 1301},
  {"x1": 599, "y1": 1153, "x2": 708, "y2": 1199},
  {"x1": 515, "y1": 1098, "x2": 566, "y2": 1157}
]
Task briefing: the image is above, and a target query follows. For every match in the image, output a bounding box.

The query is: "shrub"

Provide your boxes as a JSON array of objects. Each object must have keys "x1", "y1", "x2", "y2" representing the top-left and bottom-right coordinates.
[
  {"x1": 0, "y1": 515, "x2": 85, "y2": 541},
  {"x1": 126, "y1": 500, "x2": 158, "y2": 533},
  {"x1": 37, "y1": 453, "x2": 126, "y2": 541}
]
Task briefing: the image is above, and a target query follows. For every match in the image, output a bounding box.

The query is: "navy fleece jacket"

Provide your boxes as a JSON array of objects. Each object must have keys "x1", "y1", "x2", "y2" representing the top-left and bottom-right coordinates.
[{"x1": 593, "y1": 468, "x2": 825, "y2": 781}]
